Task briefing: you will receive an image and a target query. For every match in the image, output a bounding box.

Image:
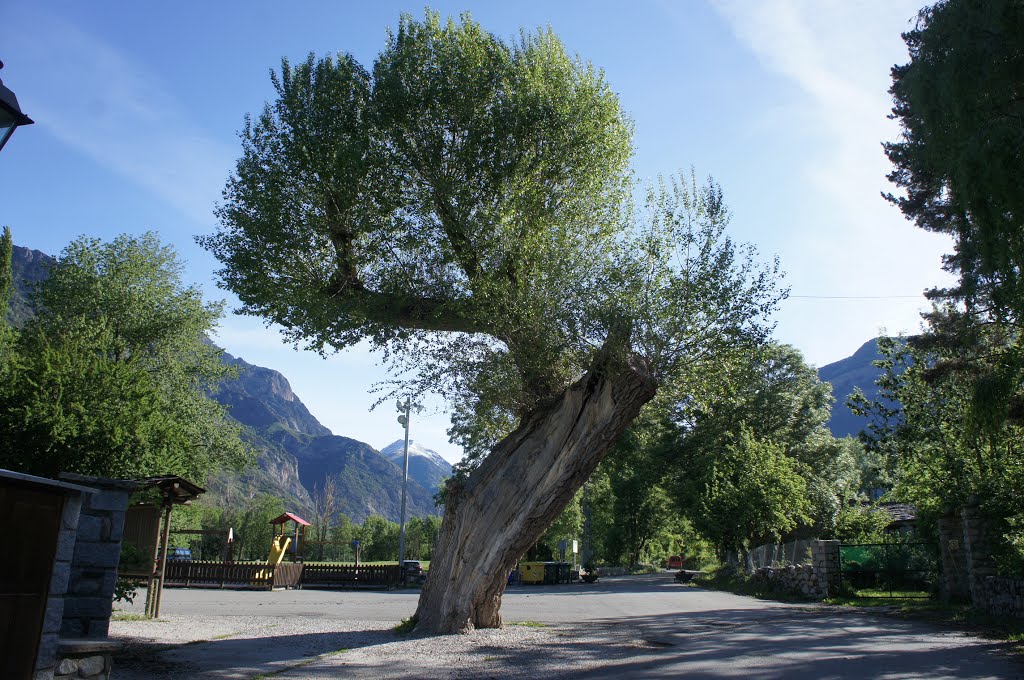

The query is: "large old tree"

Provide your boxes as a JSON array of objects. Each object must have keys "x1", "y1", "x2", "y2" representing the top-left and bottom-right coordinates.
[{"x1": 201, "y1": 12, "x2": 781, "y2": 633}]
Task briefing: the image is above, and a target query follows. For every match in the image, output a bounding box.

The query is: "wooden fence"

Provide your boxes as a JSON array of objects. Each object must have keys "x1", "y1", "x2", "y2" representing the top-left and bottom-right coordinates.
[
  {"x1": 162, "y1": 561, "x2": 400, "y2": 590},
  {"x1": 300, "y1": 564, "x2": 401, "y2": 589},
  {"x1": 163, "y1": 561, "x2": 302, "y2": 590}
]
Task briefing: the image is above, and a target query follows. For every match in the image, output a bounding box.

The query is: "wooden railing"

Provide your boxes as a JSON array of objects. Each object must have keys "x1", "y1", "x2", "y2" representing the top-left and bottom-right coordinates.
[
  {"x1": 164, "y1": 561, "x2": 279, "y2": 589},
  {"x1": 298, "y1": 563, "x2": 401, "y2": 589},
  {"x1": 161, "y1": 561, "x2": 399, "y2": 589}
]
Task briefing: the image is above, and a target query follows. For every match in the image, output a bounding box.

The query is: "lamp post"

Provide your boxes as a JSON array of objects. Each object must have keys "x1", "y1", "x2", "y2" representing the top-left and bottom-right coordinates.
[
  {"x1": 0, "y1": 61, "x2": 34, "y2": 155},
  {"x1": 396, "y1": 398, "x2": 412, "y2": 584}
]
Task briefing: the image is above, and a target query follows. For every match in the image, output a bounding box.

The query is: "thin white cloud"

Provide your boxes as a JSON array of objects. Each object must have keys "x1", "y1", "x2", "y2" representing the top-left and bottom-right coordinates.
[
  {"x1": 2, "y1": 6, "x2": 235, "y2": 226},
  {"x1": 709, "y1": 0, "x2": 954, "y2": 363}
]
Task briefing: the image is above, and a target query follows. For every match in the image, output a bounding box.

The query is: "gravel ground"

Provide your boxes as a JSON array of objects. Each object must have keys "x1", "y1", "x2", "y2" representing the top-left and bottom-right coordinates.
[{"x1": 109, "y1": 615, "x2": 626, "y2": 679}]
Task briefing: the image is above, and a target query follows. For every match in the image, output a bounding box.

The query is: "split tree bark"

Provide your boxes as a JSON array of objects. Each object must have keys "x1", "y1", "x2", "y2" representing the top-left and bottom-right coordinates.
[{"x1": 413, "y1": 350, "x2": 657, "y2": 633}]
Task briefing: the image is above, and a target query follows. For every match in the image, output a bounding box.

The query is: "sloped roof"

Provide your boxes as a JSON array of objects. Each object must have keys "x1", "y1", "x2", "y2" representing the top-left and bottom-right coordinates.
[{"x1": 269, "y1": 512, "x2": 310, "y2": 526}]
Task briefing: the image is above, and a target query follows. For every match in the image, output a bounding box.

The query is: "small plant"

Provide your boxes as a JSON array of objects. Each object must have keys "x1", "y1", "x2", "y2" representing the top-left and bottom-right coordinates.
[
  {"x1": 394, "y1": 616, "x2": 418, "y2": 634},
  {"x1": 509, "y1": 621, "x2": 546, "y2": 628},
  {"x1": 113, "y1": 577, "x2": 141, "y2": 604}
]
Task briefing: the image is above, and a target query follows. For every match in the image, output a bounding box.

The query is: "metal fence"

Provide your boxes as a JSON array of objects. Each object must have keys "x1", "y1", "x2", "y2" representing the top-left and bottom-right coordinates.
[
  {"x1": 741, "y1": 540, "x2": 815, "y2": 572},
  {"x1": 839, "y1": 542, "x2": 938, "y2": 598}
]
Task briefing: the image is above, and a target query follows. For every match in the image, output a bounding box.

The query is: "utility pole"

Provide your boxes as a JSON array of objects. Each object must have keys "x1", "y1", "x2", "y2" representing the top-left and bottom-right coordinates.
[{"x1": 396, "y1": 398, "x2": 412, "y2": 584}]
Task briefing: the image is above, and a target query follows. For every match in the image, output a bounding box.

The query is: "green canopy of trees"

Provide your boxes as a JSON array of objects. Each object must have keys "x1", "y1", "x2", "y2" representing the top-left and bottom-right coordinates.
[
  {"x1": 0, "y1": 232, "x2": 252, "y2": 481},
  {"x1": 201, "y1": 10, "x2": 782, "y2": 632}
]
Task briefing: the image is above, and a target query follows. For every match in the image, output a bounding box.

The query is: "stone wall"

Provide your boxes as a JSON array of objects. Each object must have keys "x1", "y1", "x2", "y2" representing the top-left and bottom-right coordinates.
[
  {"x1": 750, "y1": 564, "x2": 823, "y2": 597},
  {"x1": 57, "y1": 474, "x2": 135, "y2": 640},
  {"x1": 936, "y1": 511, "x2": 969, "y2": 602},
  {"x1": 746, "y1": 540, "x2": 840, "y2": 599},
  {"x1": 972, "y1": 576, "x2": 1024, "y2": 618}
]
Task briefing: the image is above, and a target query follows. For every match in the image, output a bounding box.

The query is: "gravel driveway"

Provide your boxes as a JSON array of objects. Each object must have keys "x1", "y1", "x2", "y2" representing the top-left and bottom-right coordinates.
[{"x1": 109, "y1": 574, "x2": 1024, "y2": 679}]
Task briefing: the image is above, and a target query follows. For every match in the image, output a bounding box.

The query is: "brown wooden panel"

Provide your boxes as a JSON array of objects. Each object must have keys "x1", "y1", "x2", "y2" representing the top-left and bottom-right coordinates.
[{"x1": 0, "y1": 482, "x2": 66, "y2": 680}]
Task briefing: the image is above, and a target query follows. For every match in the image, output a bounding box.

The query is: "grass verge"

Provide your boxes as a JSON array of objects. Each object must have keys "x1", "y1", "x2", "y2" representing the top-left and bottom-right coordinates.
[{"x1": 111, "y1": 613, "x2": 154, "y2": 622}]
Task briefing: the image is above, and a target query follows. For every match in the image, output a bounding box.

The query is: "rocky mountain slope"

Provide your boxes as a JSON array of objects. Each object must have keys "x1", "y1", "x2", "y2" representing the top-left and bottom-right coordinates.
[
  {"x1": 817, "y1": 337, "x2": 887, "y2": 439},
  {"x1": 213, "y1": 350, "x2": 440, "y2": 523}
]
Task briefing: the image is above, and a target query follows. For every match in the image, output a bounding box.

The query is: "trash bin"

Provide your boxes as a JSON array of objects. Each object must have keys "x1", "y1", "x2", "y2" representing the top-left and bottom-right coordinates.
[
  {"x1": 556, "y1": 562, "x2": 570, "y2": 583},
  {"x1": 520, "y1": 562, "x2": 546, "y2": 584},
  {"x1": 543, "y1": 562, "x2": 558, "y2": 584}
]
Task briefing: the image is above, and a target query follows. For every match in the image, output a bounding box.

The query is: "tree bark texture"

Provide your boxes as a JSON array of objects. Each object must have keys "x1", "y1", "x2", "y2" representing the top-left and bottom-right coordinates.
[{"x1": 413, "y1": 351, "x2": 657, "y2": 633}]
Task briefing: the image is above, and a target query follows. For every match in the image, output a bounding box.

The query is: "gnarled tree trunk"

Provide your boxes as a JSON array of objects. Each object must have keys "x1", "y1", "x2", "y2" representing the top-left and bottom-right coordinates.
[{"x1": 413, "y1": 351, "x2": 657, "y2": 633}]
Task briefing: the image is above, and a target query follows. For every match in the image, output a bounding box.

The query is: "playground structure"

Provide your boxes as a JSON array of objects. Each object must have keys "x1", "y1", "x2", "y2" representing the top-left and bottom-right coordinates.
[{"x1": 269, "y1": 512, "x2": 309, "y2": 562}]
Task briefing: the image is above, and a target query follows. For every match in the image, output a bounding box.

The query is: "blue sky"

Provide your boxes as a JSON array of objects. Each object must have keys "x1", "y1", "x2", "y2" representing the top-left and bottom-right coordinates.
[{"x1": 0, "y1": 1, "x2": 952, "y2": 464}]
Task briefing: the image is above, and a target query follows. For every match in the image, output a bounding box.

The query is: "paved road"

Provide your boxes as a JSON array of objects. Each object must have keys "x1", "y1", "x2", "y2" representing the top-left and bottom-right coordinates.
[
  {"x1": 118, "y1": 573, "x2": 796, "y2": 623},
  {"x1": 111, "y1": 574, "x2": 1024, "y2": 679}
]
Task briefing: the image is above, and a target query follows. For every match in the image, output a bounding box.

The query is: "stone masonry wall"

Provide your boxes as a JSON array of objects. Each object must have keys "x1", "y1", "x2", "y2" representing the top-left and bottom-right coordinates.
[
  {"x1": 973, "y1": 576, "x2": 1024, "y2": 619},
  {"x1": 937, "y1": 511, "x2": 969, "y2": 602},
  {"x1": 961, "y1": 499, "x2": 999, "y2": 608},
  {"x1": 812, "y1": 539, "x2": 840, "y2": 597},
  {"x1": 34, "y1": 489, "x2": 85, "y2": 680},
  {"x1": 747, "y1": 540, "x2": 840, "y2": 599},
  {"x1": 57, "y1": 475, "x2": 135, "y2": 640},
  {"x1": 750, "y1": 564, "x2": 823, "y2": 597}
]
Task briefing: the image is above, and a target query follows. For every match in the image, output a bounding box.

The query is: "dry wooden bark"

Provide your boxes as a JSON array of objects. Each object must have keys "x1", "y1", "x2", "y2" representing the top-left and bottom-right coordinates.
[{"x1": 413, "y1": 351, "x2": 657, "y2": 633}]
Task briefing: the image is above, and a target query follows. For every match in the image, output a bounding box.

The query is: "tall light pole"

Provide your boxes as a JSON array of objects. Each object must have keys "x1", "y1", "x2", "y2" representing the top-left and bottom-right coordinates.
[
  {"x1": 0, "y1": 61, "x2": 34, "y2": 155},
  {"x1": 396, "y1": 398, "x2": 412, "y2": 583}
]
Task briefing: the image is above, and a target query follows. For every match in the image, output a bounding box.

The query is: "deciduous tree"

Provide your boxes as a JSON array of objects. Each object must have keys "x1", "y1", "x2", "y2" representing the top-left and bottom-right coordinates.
[
  {"x1": 201, "y1": 11, "x2": 781, "y2": 632},
  {"x1": 0, "y1": 233, "x2": 251, "y2": 480}
]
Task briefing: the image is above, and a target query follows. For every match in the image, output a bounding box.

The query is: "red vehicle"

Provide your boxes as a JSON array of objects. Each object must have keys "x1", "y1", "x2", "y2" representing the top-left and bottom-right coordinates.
[{"x1": 666, "y1": 555, "x2": 684, "y2": 570}]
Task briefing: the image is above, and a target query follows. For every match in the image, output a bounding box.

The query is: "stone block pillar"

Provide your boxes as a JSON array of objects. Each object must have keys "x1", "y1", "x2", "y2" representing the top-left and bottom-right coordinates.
[
  {"x1": 57, "y1": 474, "x2": 136, "y2": 640},
  {"x1": 961, "y1": 498, "x2": 998, "y2": 608},
  {"x1": 937, "y1": 510, "x2": 969, "y2": 602},
  {"x1": 812, "y1": 539, "x2": 841, "y2": 597}
]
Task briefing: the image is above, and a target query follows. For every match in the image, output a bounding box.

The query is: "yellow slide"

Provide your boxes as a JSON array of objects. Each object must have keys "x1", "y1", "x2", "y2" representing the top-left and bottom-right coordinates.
[
  {"x1": 268, "y1": 535, "x2": 291, "y2": 565},
  {"x1": 255, "y1": 535, "x2": 292, "y2": 584}
]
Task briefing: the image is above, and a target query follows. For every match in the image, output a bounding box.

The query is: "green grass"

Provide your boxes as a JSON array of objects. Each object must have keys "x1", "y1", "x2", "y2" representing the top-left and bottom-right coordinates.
[
  {"x1": 509, "y1": 621, "x2": 547, "y2": 628},
  {"x1": 110, "y1": 613, "x2": 154, "y2": 622}
]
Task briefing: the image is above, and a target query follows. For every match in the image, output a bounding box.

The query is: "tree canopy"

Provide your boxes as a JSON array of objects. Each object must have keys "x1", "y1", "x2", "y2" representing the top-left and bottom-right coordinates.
[
  {"x1": 885, "y1": 0, "x2": 1024, "y2": 320},
  {"x1": 0, "y1": 233, "x2": 252, "y2": 480},
  {"x1": 201, "y1": 12, "x2": 781, "y2": 464},
  {"x1": 660, "y1": 343, "x2": 863, "y2": 553},
  {"x1": 202, "y1": 10, "x2": 782, "y2": 632}
]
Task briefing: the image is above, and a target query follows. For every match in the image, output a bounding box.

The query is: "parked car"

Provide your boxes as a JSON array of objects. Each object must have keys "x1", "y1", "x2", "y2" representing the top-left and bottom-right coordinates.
[
  {"x1": 402, "y1": 560, "x2": 424, "y2": 582},
  {"x1": 666, "y1": 555, "x2": 684, "y2": 570},
  {"x1": 163, "y1": 547, "x2": 193, "y2": 562}
]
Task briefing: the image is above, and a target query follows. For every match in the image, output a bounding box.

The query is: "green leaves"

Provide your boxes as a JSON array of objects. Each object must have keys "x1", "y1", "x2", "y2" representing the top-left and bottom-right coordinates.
[
  {"x1": 886, "y1": 0, "x2": 1024, "y2": 320},
  {"x1": 203, "y1": 10, "x2": 782, "y2": 476},
  {"x1": 0, "y1": 234, "x2": 252, "y2": 481}
]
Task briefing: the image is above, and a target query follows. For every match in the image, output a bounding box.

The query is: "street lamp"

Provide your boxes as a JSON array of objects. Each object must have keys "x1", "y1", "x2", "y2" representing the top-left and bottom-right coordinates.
[
  {"x1": 396, "y1": 398, "x2": 412, "y2": 583},
  {"x1": 0, "y1": 60, "x2": 34, "y2": 155}
]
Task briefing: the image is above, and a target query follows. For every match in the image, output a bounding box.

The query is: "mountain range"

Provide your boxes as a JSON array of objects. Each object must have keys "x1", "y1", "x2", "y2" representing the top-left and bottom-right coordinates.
[{"x1": 4, "y1": 245, "x2": 446, "y2": 524}]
